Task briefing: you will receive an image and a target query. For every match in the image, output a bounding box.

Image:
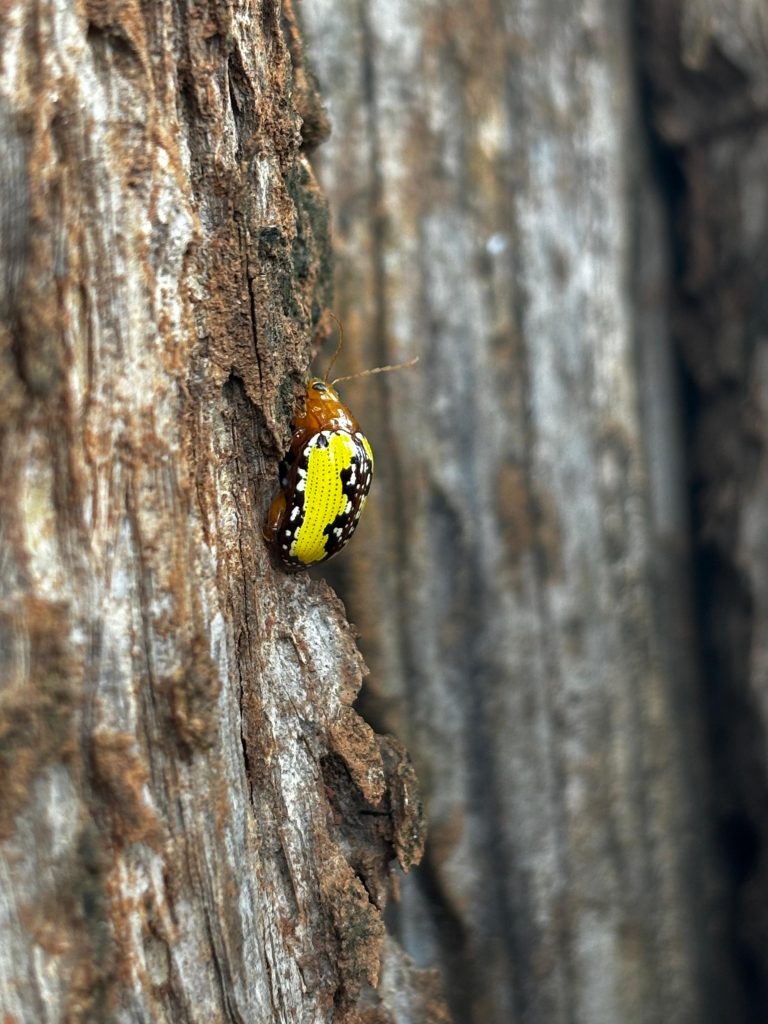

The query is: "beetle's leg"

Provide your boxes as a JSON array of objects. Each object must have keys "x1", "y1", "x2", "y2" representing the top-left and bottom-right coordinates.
[{"x1": 263, "y1": 491, "x2": 287, "y2": 543}]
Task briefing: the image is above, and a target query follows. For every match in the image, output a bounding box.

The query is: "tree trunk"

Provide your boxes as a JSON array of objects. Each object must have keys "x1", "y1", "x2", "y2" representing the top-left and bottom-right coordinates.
[
  {"x1": 300, "y1": 1, "x2": 768, "y2": 1022},
  {"x1": 0, "y1": 3, "x2": 442, "y2": 1022}
]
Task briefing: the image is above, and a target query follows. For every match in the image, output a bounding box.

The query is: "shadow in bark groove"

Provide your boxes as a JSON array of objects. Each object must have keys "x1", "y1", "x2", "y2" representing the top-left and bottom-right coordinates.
[{"x1": 636, "y1": 9, "x2": 768, "y2": 1015}]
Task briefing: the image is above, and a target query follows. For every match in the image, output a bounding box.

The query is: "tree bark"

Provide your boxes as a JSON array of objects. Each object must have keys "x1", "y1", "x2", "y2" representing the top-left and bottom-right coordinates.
[
  {"x1": 0, "y1": 3, "x2": 440, "y2": 1022},
  {"x1": 300, "y1": 1, "x2": 766, "y2": 1022}
]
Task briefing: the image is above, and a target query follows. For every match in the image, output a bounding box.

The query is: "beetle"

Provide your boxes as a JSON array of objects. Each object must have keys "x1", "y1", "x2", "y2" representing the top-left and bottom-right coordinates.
[{"x1": 263, "y1": 323, "x2": 416, "y2": 569}]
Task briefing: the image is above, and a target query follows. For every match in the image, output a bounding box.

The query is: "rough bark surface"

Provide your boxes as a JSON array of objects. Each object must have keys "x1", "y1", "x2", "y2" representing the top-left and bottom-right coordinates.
[
  {"x1": 300, "y1": 1, "x2": 762, "y2": 1022},
  {"x1": 0, "y1": 2, "x2": 439, "y2": 1022}
]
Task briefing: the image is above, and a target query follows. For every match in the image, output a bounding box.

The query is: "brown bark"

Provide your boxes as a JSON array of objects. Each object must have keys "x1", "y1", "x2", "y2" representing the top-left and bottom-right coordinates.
[{"x1": 0, "y1": 2, "x2": 440, "y2": 1022}]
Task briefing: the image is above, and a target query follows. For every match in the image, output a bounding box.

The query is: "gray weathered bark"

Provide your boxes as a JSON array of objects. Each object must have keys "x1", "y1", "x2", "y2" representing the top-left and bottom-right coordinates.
[
  {"x1": 301, "y1": 0, "x2": 768, "y2": 1021},
  {"x1": 0, "y1": 2, "x2": 441, "y2": 1022}
]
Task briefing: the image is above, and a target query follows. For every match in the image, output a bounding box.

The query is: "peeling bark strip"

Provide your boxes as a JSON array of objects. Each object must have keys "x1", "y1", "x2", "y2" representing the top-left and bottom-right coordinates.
[{"x1": 0, "y1": 3, "x2": 440, "y2": 1022}]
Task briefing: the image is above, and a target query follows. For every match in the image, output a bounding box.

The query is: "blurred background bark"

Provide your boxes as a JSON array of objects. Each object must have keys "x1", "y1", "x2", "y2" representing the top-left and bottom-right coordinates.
[{"x1": 301, "y1": 1, "x2": 768, "y2": 1022}]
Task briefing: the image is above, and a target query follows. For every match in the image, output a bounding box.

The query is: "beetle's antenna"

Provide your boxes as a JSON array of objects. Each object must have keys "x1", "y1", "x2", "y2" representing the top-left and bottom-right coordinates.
[
  {"x1": 330, "y1": 356, "x2": 419, "y2": 387},
  {"x1": 323, "y1": 312, "x2": 345, "y2": 382}
]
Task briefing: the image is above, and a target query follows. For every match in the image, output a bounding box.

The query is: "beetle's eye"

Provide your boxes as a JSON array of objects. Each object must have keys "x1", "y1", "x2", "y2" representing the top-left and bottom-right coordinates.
[{"x1": 312, "y1": 381, "x2": 328, "y2": 392}]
